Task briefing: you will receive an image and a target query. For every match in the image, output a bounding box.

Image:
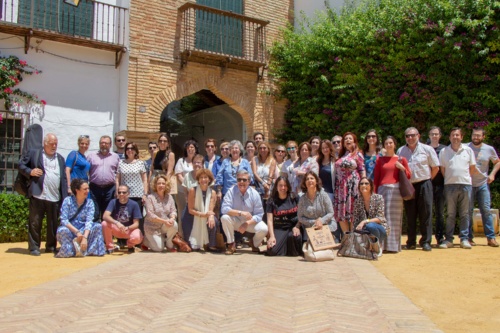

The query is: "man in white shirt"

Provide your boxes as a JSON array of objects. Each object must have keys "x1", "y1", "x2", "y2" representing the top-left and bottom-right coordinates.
[
  {"x1": 467, "y1": 127, "x2": 500, "y2": 247},
  {"x1": 439, "y1": 128, "x2": 476, "y2": 249}
]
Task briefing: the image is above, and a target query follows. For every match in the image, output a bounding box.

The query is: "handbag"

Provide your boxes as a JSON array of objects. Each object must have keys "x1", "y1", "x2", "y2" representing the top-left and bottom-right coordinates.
[
  {"x1": 398, "y1": 157, "x2": 415, "y2": 200},
  {"x1": 172, "y1": 232, "x2": 192, "y2": 252},
  {"x1": 302, "y1": 226, "x2": 336, "y2": 262},
  {"x1": 337, "y1": 230, "x2": 379, "y2": 260}
]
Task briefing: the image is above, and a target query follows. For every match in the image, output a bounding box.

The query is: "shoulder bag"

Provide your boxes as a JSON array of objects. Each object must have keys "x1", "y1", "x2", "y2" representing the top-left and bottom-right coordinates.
[
  {"x1": 337, "y1": 230, "x2": 379, "y2": 260},
  {"x1": 398, "y1": 156, "x2": 415, "y2": 200},
  {"x1": 172, "y1": 232, "x2": 192, "y2": 252}
]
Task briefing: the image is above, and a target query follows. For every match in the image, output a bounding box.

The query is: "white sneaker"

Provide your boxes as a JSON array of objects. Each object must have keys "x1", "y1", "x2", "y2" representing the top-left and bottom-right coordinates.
[{"x1": 460, "y1": 240, "x2": 472, "y2": 249}]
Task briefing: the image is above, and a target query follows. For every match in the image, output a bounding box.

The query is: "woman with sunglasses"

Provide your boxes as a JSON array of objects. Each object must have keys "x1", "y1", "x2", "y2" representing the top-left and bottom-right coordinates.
[
  {"x1": 212, "y1": 141, "x2": 230, "y2": 178},
  {"x1": 363, "y1": 129, "x2": 382, "y2": 181},
  {"x1": 353, "y1": 177, "x2": 387, "y2": 257},
  {"x1": 116, "y1": 142, "x2": 148, "y2": 219},
  {"x1": 374, "y1": 136, "x2": 411, "y2": 252},
  {"x1": 150, "y1": 133, "x2": 175, "y2": 184},
  {"x1": 266, "y1": 176, "x2": 302, "y2": 256},
  {"x1": 281, "y1": 140, "x2": 299, "y2": 179},
  {"x1": 65, "y1": 135, "x2": 91, "y2": 195},
  {"x1": 273, "y1": 144, "x2": 287, "y2": 177},
  {"x1": 334, "y1": 132, "x2": 365, "y2": 233},
  {"x1": 251, "y1": 141, "x2": 276, "y2": 202}
]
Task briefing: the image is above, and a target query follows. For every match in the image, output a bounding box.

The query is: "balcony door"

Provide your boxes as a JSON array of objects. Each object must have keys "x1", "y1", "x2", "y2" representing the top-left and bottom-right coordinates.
[
  {"x1": 18, "y1": 0, "x2": 93, "y2": 38},
  {"x1": 195, "y1": 0, "x2": 243, "y2": 57}
]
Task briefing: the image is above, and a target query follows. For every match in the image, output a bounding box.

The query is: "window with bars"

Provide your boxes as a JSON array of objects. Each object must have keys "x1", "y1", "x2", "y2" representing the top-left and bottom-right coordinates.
[{"x1": 0, "y1": 112, "x2": 25, "y2": 193}]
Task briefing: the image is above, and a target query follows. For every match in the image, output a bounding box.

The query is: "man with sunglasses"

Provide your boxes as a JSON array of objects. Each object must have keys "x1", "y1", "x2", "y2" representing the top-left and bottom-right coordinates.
[
  {"x1": 114, "y1": 133, "x2": 127, "y2": 160},
  {"x1": 102, "y1": 185, "x2": 143, "y2": 254},
  {"x1": 397, "y1": 127, "x2": 440, "y2": 251},
  {"x1": 220, "y1": 170, "x2": 268, "y2": 255},
  {"x1": 331, "y1": 135, "x2": 342, "y2": 160},
  {"x1": 145, "y1": 141, "x2": 158, "y2": 177}
]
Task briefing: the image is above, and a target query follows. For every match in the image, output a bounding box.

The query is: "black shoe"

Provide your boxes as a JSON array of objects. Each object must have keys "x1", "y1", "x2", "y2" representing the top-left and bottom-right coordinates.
[
  {"x1": 422, "y1": 243, "x2": 432, "y2": 251},
  {"x1": 30, "y1": 249, "x2": 41, "y2": 256},
  {"x1": 106, "y1": 249, "x2": 114, "y2": 255},
  {"x1": 404, "y1": 245, "x2": 416, "y2": 250},
  {"x1": 45, "y1": 247, "x2": 58, "y2": 254},
  {"x1": 127, "y1": 247, "x2": 135, "y2": 253}
]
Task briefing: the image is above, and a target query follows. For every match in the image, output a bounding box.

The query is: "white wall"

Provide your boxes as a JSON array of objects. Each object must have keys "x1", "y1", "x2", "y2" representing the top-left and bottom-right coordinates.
[
  {"x1": 0, "y1": 32, "x2": 128, "y2": 158},
  {"x1": 294, "y1": 0, "x2": 346, "y2": 28}
]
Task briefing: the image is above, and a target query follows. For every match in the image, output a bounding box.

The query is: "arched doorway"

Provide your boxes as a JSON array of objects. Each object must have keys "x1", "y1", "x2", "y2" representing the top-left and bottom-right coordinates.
[{"x1": 160, "y1": 89, "x2": 245, "y2": 157}]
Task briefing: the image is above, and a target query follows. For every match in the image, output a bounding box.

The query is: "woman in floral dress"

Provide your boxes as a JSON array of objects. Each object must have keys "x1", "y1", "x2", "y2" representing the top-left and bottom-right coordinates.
[{"x1": 334, "y1": 132, "x2": 366, "y2": 233}]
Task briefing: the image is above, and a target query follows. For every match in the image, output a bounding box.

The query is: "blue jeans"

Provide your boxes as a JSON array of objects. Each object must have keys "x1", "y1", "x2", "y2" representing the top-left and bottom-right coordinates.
[
  {"x1": 364, "y1": 222, "x2": 387, "y2": 243},
  {"x1": 469, "y1": 183, "x2": 496, "y2": 240},
  {"x1": 444, "y1": 184, "x2": 471, "y2": 242}
]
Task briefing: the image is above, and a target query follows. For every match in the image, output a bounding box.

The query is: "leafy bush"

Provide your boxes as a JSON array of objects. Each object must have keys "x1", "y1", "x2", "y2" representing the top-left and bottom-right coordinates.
[
  {"x1": 270, "y1": 0, "x2": 500, "y2": 145},
  {"x1": 0, "y1": 192, "x2": 46, "y2": 242}
]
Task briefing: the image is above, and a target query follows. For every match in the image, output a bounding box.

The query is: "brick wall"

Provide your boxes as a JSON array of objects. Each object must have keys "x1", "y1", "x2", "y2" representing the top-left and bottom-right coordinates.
[{"x1": 126, "y1": 0, "x2": 292, "y2": 143}]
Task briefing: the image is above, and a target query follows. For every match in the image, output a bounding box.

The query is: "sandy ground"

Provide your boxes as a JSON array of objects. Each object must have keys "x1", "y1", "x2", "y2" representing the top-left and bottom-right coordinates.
[{"x1": 0, "y1": 237, "x2": 498, "y2": 333}]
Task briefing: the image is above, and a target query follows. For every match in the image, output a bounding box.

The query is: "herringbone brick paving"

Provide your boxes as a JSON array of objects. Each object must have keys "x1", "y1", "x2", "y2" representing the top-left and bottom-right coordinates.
[{"x1": 0, "y1": 250, "x2": 442, "y2": 332}]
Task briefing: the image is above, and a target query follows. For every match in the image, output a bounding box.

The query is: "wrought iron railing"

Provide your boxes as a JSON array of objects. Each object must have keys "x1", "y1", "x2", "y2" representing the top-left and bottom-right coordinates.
[
  {"x1": 0, "y1": 0, "x2": 127, "y2": 46},
  {"x1": 178, "y1": 2, "x2": 269, "y2": 67}
]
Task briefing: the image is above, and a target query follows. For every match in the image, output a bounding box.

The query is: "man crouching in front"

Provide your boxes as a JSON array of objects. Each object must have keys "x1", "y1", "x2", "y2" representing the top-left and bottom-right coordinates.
[{"x1": 221, "y1": 170, "x2": 268, "y2": 255}]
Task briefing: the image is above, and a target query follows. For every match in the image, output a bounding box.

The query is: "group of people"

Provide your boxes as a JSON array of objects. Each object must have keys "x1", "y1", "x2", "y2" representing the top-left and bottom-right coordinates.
[{"x1": 18, "y1": 126, "x2": 499, "y2": 258}]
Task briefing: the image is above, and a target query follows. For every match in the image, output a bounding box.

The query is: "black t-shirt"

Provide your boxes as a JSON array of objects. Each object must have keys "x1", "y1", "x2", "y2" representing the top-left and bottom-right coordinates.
[
  {"x1": 431, "y1": 144, "x2": 446, "y2": 186},
  {"x1": 266, "y1": 196, "x2": 298, "y2": 229}
]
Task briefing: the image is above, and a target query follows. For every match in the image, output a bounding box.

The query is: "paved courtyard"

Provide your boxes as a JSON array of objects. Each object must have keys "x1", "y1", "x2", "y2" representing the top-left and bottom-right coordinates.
[{"x1": 0, "y1": 249, "x2": 441, "y2": 332}]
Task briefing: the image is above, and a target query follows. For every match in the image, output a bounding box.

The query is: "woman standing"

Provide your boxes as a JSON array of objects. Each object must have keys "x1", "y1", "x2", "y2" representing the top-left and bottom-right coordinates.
[
  {"x1": 243, "y1": 140, "x2": 256, "y2": 162},
  {"x1": 363, "y1": 129, "x2": 382, "y2": 181},
  {"x1": 291, "y1": 142, "x2": 319, "y2": 195},
  {"x1": 56, "y1": 179, "x2": 105, "y2": 257},
  {"x1": 317, "y1": 140, "x2": 336, "y2": 203},
  {"x1": 144, "y1": 175, "x2": 178, "y2": 252},
  {"x1": 297, "y1": 172, "x2": 336, "y2": 241},
  {"x1": 180, "y1": 154, "x2": 203, "y2": 248},
  {"x1": 65, "y1": 135, "x2": 91, "y2": 194},
  {"x1": 187, "y1": 169, "x2": 219, "y2": 251},
  {"x1": 281, "y1": 140, "x2": 299, "y2": 179},
  {"x1": 150, "y1": 133, "x2": 175, "y2": 181},
  {"x1": 215, "y1": 140, "x2": 253, "y2": 200},
  {"x1": 353, "y1": 177, "x2": 387, "y2": 257},
  {"x1": 212, "y1": 141, "x2": 230, "y2": 178},
  {"x1": 334, "y1": 132, "x2": 365, "y2": 233},
  {"x1": 374, "y1": 136, "x2": 411, "y2": 252},
  {"x1": 309, "y1": 136, "x2": 321, "y2": 158},
  {"x1": 273, "y1": 144, "x2": 287, "y2": 178},
  {"x1": 116, "y1": 142, "x2": 148, "y2": 213},
  {"x1": 252, "y1": 141, "x2": 276, "y2": 201},
  {"x1": 175, "y1": 140, "x2": 199, "y2": 233},
  {"x1": 266, "y1": 176, "x2": 302, "y2": 256}
]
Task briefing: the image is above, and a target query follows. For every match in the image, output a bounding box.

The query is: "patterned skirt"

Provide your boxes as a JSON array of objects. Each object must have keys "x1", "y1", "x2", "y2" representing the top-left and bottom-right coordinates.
[
  {"x1": 55, "y1": 223, "x2": 105, "y2": 258},
  {"x1": 378, "y1": 183, "x2": 403, "y2": 252}
]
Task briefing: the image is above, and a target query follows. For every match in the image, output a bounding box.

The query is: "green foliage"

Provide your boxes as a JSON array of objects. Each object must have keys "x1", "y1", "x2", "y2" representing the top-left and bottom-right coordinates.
[
  {"x1": 270, "y1": 0, "x2": 500, "y2": 145},
  {"x1": 0, "y1": 192, "x2": 46, "y2": 243}
]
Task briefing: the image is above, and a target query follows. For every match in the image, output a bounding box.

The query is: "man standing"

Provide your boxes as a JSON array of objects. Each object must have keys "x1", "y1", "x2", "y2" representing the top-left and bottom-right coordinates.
[
  {"x1": 439, "y1": 128, "x2": 476, "y2": 249},
  {"x1": 18, "y1": 133, "x2": 68, "y2": 256},
  {"x1": 468, "y1": 127, "x2": 500, "y2": 247},
  {"x1": 114, "y1": 133, "x2": 126, "y2": 159},
  {"x1": 220, "y1": 170, "x2": 268, "y2": 255},
  {"x1": 398, "y1": 127, "x2": 440, "y2": 251},
  {"x1": 331, "y1": 135, "x2": 342, "y2": 160},
  {"x1": 145, "y1": 141, "x2": 158, "y2": 179},
  {"x1": 253, "y1": 132, "x2": 264, "y2": 146},
  {"x1": 87, "y1": 135, "x2": 120, "y2": 218},
  {"x1": 428, "y1": 126, "x2": 447, "y2": 244},
  {"x1": 102, "y1": 185, "x2": 143, "y2": 253}
]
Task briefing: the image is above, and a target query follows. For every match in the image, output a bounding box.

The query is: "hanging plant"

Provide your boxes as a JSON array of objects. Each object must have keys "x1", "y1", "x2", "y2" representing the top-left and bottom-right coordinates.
[{"x1": 0, "y1": 55, "x2": 45, "y2": 123}]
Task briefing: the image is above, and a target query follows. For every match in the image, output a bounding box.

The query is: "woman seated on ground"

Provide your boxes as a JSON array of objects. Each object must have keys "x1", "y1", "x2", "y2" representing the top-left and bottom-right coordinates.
[
  {"x1": 56, "y1": 179, "x2": 105, "y2": 258},
  {"x1": 266, "y1": 176, "x2": 302, "y2": 256},
  {"x1": 143, "y1": 174, "x2": 178, "y2": 252},
  {"x1": 296, "y1": 171, "x2": 336, "y2": 243},
  {"x1": 353, "y1": 177, "x2": 388, "y2": 256},
  {"x1": 187, "y1": 168, "x2": 220, "y2": 251}
]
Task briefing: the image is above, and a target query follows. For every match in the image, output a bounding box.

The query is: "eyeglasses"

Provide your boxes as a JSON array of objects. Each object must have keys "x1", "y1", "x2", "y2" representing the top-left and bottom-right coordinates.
[
  {"x1": 206, "y1": 145, "x2": 215, "y2": 148},
  {"x1": 221, "y1": 147, "x2": 229, "y2": 151},
  {"x1": 237, "y1": 178, "x2": 249, "y2": 183},
  {"x1": 126, "y1": 147, "x2": 134, "y2": 151},
  {"x1": 79, "y1": 135, "x2": 89, "y2": 139},
  {"x1": 116, "y1": 139, "x2": 126, "y2": 142},
  {"x1": 117, "y1": 191, "x2": 128, "y2": 194},
  {"x1": 359, "y1": 182, "x2": 370, "y2": 186},
  {"x1": 159, "y1": 140, "x2": 168, "y2": 143},
  {"x1": 148, "y1": 146, "x2": 157, "y2": 150},
  {"x1": 405, "y1": 134, "x2": 417, "y2": 138},
  {"x1": 366, "y1": 135, "x2": 377, "y2": 139},
  {"x1": 276, "y1": 150, "x2": 285, "y2": 153},
  {"x1": 332, "y1": 141, "x2": 341, "y2": 144},
  {"x1": 286, "y1": 147, "x2": 296, "y2": 151}
]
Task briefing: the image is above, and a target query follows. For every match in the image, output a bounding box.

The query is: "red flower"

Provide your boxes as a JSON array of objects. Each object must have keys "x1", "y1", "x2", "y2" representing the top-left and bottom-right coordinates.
[
  {"x1": 41, "y1": 100, "x2": 47, "y2": 105},
  {"x1": 4, "y1": 88, "x2": 13, "y2": 94},
  {"x1": 19, "y1": 60, "x2": 27, "y2": 66}
]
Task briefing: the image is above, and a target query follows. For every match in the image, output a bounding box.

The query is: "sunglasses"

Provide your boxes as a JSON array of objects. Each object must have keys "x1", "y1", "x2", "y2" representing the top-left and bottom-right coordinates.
[
  {"x1": 116, "y1": 139, "x2": 126, "y2": 142},
  {"x1": 359, "y1": 182, "x2": 370, "y2": 186},
  {"x1": 366, "y1": 135, "x2": 377, "y2": 139},
  {"x1": 276, "y1": 150, "x2": 285, "y2": 153},
  {"x1": 79, "y1": 135, "x2": 89, "y2": 139},
  {"x1": 206, "y1": 145, "x2": 215, "y2": 148},
  {"x1": 286, "y1": 147, "x2": 296, "y2": 150},
  {"x1": 332, "y1": 141, "x2": 341, "y2": 144},
  {"x1": 405, "y1": 134, "x2": 417, "y2": 138},
  {"x1": 117, "y1": 191, "x2": 128, "y2": 194},
  {"x1": 237, "y1": 178, "x2": 249, "y2": 183},
  {"x1": 126, "y1": 147, "x2": 134, "y2": 151},
  {"x1": 148, "y1": 146, "x2": 157, "y2": 150},
  {"x1": 221, "y1": 147, "x2": 229, "y2": 151}
]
